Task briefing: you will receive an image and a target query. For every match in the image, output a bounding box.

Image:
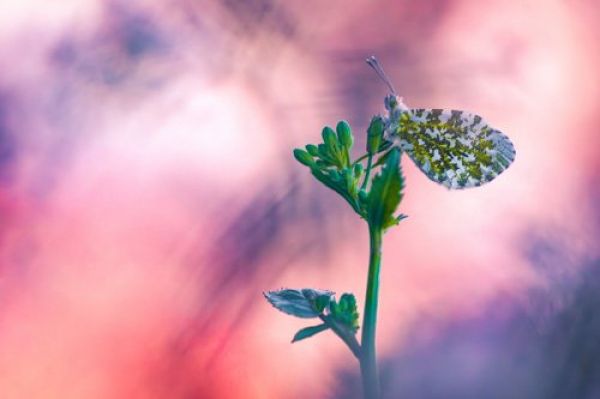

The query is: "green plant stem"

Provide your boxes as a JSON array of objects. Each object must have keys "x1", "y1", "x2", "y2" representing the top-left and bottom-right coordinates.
[
  {"x1": 360, "y1": 154, "x2": 374, "y2": 191},
  {"x1": 319, "y1": 315, "x2": 361, "y2": 359},
  {"x1": 360, "y1": 223, "x2": 382, "y2": 399},
  {"x1": 353, "y1": 153, "x2": 370, "y2": 165}
]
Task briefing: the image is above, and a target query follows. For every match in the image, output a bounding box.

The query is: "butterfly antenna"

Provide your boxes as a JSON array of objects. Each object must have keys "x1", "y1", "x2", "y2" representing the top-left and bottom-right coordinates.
[{"x1": 366, "y1": 56, "x2": 396, "y2": 95}]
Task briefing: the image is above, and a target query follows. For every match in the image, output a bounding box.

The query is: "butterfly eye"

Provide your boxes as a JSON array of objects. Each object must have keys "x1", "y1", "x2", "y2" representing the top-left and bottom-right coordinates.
[{"x1": 384, "y1": 95, "x2": 397, "y2": 111}]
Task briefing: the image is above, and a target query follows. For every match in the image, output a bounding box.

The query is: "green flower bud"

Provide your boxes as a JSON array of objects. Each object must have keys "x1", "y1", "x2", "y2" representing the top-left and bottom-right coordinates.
[
  {"x1": 353, "y1": 163, "x2": 364, "y2": 179},
  {"x1": 313, "y1": 294, "x2": 331, "y2": 313},
  {"x1": 329, "y1": 169, "x2": 341, "y2": 182},
  {"x1": 367, "y1": 116, "x2": 384, "y2": 155},
  {"x1": 322, "y1": 126, "x2": 338, "y2": 150},
  {"x1": 336, "y1": 120, "x2": 353, "y2": 149},
  {"x1": 305, "y1": 144, "x2": 319, "y2": 157},
  {"x1": 317, "y1": 144, "x2": 329, "y2": 159},
  {"x1": 342, "y1": 168, "x2": 354, "y2": 191},
  {"x1": 339, "y1": 293, "x2": 356, "y2": 309},
  {"x1": 293, "y1": 148, "x2": 314, "y2": 166},
  {"x1": 316, "y1": 160, "x2": 331, "y2": 168},
  {"x1": 358, "y1": 189, "x2": 368, "y2": 204}
]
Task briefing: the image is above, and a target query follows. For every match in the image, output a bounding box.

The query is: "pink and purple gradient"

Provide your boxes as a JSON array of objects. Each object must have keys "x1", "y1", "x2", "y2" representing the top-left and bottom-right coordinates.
[{"x1": 0, "y1": 1, "x2": 599, "y2": 398}]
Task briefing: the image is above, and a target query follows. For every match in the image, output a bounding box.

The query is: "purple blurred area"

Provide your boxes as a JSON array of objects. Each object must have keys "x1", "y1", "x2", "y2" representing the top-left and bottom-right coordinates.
[{"x1": 0, "y1": 1, "x2": 599, "y2": 398}]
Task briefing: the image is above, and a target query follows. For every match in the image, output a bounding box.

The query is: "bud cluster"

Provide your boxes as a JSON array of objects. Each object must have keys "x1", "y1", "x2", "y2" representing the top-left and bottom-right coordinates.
[{"x1": 293, "y1": 118, "x2": 399, "y2": 222}]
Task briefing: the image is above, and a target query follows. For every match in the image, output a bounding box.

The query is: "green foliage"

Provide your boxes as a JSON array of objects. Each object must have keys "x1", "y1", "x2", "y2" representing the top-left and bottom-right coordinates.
[
  {"x1": 264, "y1": 288, "x2": 334, "y2": 319},
  {"x1": 281, "y1": 118, "x2": 407, "y2": 353},
  {"x1": 309, "y1": 166, "x2": 362, "y2": 214},
  {"x1": 330, "y1": 293, "x2": 360, "y2": 332},
  {"x1": 353, "y1": 163, "x2": 364, "y2": 179},
  {"x1": 366, "y1": 148, "x2": 405, "y2": 230},
  {"x1": 265, "y1": 287, "x2": 360, "y2": 345},
  {"x1": 313, "y1": 293, "x2": 332, "y2": 313},
  {"x1": 292, "y1": 324, "x2": 330, "y2": 343},
  {"x1": 292, "y1": 120, "x2": 407, "y2": 226},
  {"x1": 293, "y1": 149, "x2": 314, "y2": 167},
  {"x1": 293, "y1": 120, "x2": 366, "y2": 215},
  {"x1": 268, "y1": 56, "x2": 514, "y2": 399}
]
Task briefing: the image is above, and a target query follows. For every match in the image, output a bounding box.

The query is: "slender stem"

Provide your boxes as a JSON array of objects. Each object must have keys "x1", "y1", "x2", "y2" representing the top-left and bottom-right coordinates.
[
  {"x1": 360, "y1": 154, "x2": 374, "y2": 191},
  {"x1": 353, "y1": 152, "x2": 370, "y2": 165},
  {"x1": 319, "y1": 315, "x2": 361, "y2": 359},
  {"x1": 360, "y1": 223, "x2": 383, "y2": 399}
]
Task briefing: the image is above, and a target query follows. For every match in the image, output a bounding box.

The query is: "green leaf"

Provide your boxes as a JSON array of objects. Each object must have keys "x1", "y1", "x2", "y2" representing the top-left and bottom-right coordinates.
[
  {"x1": 310, "y1": 167, "x2": 362, "y2": 215},
  {"x1": 330, "y1": 293, "x2": 360, "y2": 333},
  {"x1": 263, "y1": 288, "x2": 334, "y2": 318},
  {"x1": 291, "y1": 324, "x2": 330, "y2": 343},
  {"x1": 367, "y1": 148, "x2": 404, "y2": 230}
]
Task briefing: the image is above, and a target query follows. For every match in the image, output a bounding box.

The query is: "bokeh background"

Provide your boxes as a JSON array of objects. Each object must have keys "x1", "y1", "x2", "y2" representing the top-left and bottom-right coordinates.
[{"x1": 1, "y1": 0, "x2": 599, "y2": 398}]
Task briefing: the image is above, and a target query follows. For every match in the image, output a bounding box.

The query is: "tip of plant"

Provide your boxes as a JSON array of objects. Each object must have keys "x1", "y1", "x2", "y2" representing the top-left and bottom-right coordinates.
[
  {"x1": 293, "y1": 148, "x2": 314, "y2": 167},
  {"x1": 367, "y1": 116, "x2": 384, "y2": 154},
  {"x1": 336, "y1": 120, "x2": 353, "y2": 149},
  {"x1": 262, "y1": 290, "x2": 272, "y2": 303}
]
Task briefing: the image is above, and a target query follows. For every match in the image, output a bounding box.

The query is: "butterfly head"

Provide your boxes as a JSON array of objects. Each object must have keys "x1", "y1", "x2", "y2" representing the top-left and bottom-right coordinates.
[
  {"x1": 384, "y1": 94, "x2": 409, "y2": 113},
  {"x1": 382, "y1": 94, "x2": 409, "y2": 141}
]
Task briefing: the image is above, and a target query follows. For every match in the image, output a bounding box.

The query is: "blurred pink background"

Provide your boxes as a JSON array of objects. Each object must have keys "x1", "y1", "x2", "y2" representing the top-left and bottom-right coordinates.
[{"x1": 0, "y1": 1, "x2": 599, "y2": 398}]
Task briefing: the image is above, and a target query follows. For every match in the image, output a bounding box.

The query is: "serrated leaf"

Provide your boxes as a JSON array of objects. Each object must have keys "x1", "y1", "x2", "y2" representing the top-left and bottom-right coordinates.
[
  {"x1": 291, "y1": 324, "x2": 330, "y2": 343},
  {"x1": 367, "y1": 148, "x2": 404, "y2": 229},
  {"x1": 263, "y1": 288, "x2": 334, "y2": 319}
]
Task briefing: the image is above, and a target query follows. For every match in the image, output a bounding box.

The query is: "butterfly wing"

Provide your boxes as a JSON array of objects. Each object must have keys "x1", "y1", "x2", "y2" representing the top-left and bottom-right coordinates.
[{"x1": 389, "y1": 108, "x2": 515, "y2": 189}]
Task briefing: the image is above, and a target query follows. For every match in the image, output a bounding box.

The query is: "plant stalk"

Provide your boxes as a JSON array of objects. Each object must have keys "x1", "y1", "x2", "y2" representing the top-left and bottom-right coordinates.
[
  {"x1": 360, "y1": 223, "x2": 383, "y2": 398},
  {"x1": 360, "y1": 154, "x2": 374, "y2": 191},
  {"x1": 319, "y1": 314, "x2": 361, "y2": 359}
]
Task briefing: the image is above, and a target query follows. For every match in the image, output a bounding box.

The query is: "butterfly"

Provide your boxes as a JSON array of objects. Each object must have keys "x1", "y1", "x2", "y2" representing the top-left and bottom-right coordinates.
[{"x1": 367, "y1": 56, "x2": 516, "y2": 189}]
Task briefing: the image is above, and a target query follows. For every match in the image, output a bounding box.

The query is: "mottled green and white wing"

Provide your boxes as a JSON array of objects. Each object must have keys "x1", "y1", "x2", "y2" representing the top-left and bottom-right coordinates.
[{"x1": 390, "y1": 108, "x2": 515, "y2": 189}]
